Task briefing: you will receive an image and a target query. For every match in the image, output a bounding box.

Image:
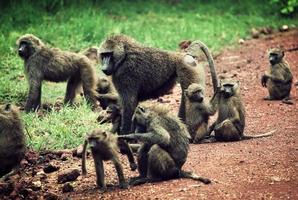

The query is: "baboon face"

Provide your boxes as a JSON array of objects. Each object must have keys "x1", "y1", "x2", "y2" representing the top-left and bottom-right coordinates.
[
  {"x1": 99, "y1": 38, "x2": 126, "y2": 75},
  {"x1": 220, "y1": 81, "x2": 238, "y2": 98},
  {"x1": 185, "y1": 83, "x2": 204, "y2": 102},
  {"x1": 106, "y1": 104, "x2": 120, "y2": 120},
  {"x1": 133, "y1": 106, "x2": 151, "y2": 127},
  {"x1": 87, "y1": 130, "x2": 107, "y2": 147},
  {"x1": 17, "y1": 34, "x2": 43, "y2": 60},
  {"x1": 269, "y1": 48, "x2": 284, "y2": 65}
]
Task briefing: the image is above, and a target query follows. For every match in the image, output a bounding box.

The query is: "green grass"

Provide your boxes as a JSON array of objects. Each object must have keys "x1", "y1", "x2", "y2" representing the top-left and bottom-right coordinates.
[{"x1": 0, "y1": 0, "x2": 297, "y2": 150}]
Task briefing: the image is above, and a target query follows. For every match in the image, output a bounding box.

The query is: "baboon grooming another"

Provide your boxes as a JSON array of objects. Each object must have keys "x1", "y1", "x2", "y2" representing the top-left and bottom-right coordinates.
[
  {"x1": 16, "y1": 34, "x2": 98, "y2": 112},
  {"x1": 81, "y1": 129, "x2": 128, "y2": 192},
  {"x1": 185, "y1": 83, "x2": 218, "y2": 143},
  {"x1": 208, "y1": 80, "x2": 274, "y2": 141},
  {"x1": 98, "y1": 34, "x2": 218, "y2": 134},
  {"x1": 119, "y1": 105, "x2": 211, "y2": 186},
  {"x1": 261, "y1": 48, "x2": 293, "y2": 104},
  {"x1": 0, "y1": 104, "x2": 26, "y2": 178}
]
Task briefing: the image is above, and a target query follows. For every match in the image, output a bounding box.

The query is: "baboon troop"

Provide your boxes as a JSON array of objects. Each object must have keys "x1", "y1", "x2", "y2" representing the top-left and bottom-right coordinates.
[
  {"x1": 17, "y1": 34, "x2": 99, "y2": 112},
  {"x1": 261, "y1": 48, "x2": 293, "y2": 104},
  {"x1": 185, "y1": 83, "x2": 218, "y2": 143},
  {"x1": 0, "y1": 104, "x2": 26, "y2": 178},
  {"x1": 98, "y1": 34, "x2": 218, "y2": 134},
  {"x1": 119, "y1": 105, "x2": 210, "y2": 185},
  {"x1": 81, "y1": 129, "x2": 128, "y2": 192}
]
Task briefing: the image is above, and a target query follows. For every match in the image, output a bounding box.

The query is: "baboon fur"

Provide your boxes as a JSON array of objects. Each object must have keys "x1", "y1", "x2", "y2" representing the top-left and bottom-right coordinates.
[
  {"x1": 16, "y1": 34, "x2": 98, "y2": 112},
  {"x1": 185, "y1": 83, "x2": 218, "y2": 143},
  {"x1": 98, "y1": 34, "x2": 218, "y2": 134},
  {"x1": 96, "y1": 77, "x2": 119, "y2": 109},
  {"x1": 119, "y1": 104, "x2": 211, "y2": 186},
  {"x1": 81, "y1": 46, "x2": 100, "y2": 65},
  {"x1": 261, "y1": 48, "x2": 293, "y2": 102},
  {"x1": 81, "y1": 129, "x2": 128, "y2": 192},
  {"x1": 0, "y1": 104, "x2": 26, "y2": 178}
]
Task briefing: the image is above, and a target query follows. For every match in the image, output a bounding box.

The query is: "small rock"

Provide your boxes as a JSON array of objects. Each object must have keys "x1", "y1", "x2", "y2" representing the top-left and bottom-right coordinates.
[
  {"x1": 61, "y1": 153, "x2": 69, "y2": 161},
  {"x1": 44, "y1": 192, "x2": 59, "y2": 200},
  {"x1": 32, "y1": 181, "x2": 42, "y2": 191},
  {"x1": 279, "y1": 25, "x2": 289, "y2": 32},
  {"x1": 238, "y1": 39, "x2": 245, "y2": 44},
  {"x1": 58, "y1": 168, "x2": 80, "y2": 184},
  {"x1": 62, "y1": 182, "x2": 74, "y2": 193},
  {"x1": 250, "y1": 28, "x2": 260, "y2": 38},
  {"x1": 223, "y1": 69, "x2": 228, "y2": 73},
  {"x1": 271, "y1": 176, "x2": 281, "y2": 182},
  {"x1": 44, "y1": 163, "x2": 60, "y2": 173}
]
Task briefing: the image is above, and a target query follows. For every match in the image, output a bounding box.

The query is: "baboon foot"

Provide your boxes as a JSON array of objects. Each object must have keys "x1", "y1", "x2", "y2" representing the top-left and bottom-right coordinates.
[
  {"x1": 263, "y1": 96, "x2": 273, "y2": 101},
  {"x1": 119, "y1": 182, "x2": 129, "y2": 189},
  {"x1": 282, "y1": 97, "x2": 294, "y2": 105},
  {"x1": 97, "y1": 186, "x2": 107, "y2": 193}
]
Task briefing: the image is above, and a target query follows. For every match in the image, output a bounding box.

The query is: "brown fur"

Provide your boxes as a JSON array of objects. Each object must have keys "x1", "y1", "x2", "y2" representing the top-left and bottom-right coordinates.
[
  {"x1": 261, "y1": 48, "x2": 293, "y2": 102},
  {"x1": 96, "y1": 77, "x2": 119, "y2": 109},
  {"x1": 0, "y1": 104, "x2": 26, "y2": 178},
  {"x1": 98, "y1": 34, "x2": 218, "y2": 134},
  {"x1": 185, "y1": 83, "x2": 218, "y2": 143},
  {"x1": 81, "y1": 46, "x2": 99, "y2": 65},
  {"x1": 119, "y1": 104, "x2": 210, "y2": 186},
  {"x1": 81, "y1": 129, "x2": 128, "y2": 192},
  {"x1": 16, "y1": 34, "x2": 98, "y2": 112}
]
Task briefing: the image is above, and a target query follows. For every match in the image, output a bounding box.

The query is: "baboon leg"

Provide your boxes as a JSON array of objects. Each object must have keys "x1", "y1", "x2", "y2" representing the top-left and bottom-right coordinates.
[
  {"x1": 92, "y1": 152, "x2": 106, "y2": 191},
  {"x1": 80, "y1": 68, "x2": 98, "y2": 108},
  {"x1": 178, "y1": 92, "x2": 186, "y2": 122},
  {"x1": 25, "y1": 80, "x2": 42, "y2": 112},
  {"x1": 65, "y1": 74, "x2": 81, "y2": 105},
  {"x1": 207, "y1": 121, "x2": 216, "y2": 136},
  {"x1": 112, "y1": 157, "x2": 128, "y2": 189},
  {"x1": 214, "y1": 120, "x2": 241, "y2": 141},
  {"x1": 137, "y1": 144, "x2": 151, "y2": 177},
  {"x1": 120, "y1": 95, "x2": 138, "y2": 134},
  {"x1": 118, "y1": 139, "x2": 137, "y2": 171},
  {"x1": 193, "y1": 123, "x2": 208, "y2": 144}
]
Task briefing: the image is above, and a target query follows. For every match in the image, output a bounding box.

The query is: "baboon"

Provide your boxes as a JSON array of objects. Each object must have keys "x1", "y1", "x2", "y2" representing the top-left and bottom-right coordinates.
[
  {"x1": 119, "y1": 105, "x2": 211, "y2": 186},
  {"x1": 81, "y1": 46, "x2": 100, "y2": 65},
  {"x1": 99, "y1": 34, "x2": 218, "y2": 134},
  {"x1": 0, "y1": 104, "x2": 26, "y2": 179},
  {"x1": 261, "y1": 48, "x2": 293, "y2": 104},
  {"x1": 81, "y1": 129, "x2": 128, "y2": 192},
  {"x1": 96, "y1": 77, "x2": 119, "y2": 109},
  {"x1": 185, "y1": 83, "x2": 219, "y2": 143},
  {"x1": 16, "y1": 34, "x2": 98, "y2": 112},
  {"x1": 208, "y1": 80, "x2": 274, "y2": 141}
]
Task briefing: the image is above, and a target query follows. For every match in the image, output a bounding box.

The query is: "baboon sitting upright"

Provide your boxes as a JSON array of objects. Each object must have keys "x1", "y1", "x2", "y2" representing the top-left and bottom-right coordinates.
[
  {"x1": 81, "y1": 129, "x2": 128, "y2": 192},
  {"x1": 98, "y1": 34, "x2": 218, "y2": 134},
  {"x1": 0, "y1": 104, "x2": 26, "y2": 179},
  {"x1": 261, "y1": 48, "x2": 293, "y2": 104},
  {"x1": 185, "y1": 83, "x2": 219, "y2": 143},
  {"x1": 119, "y1": 105, "x2": 211, "y2": 186},
  {"x1": 96, "y1": 77, "x2": 119, "y2": 110},
  {"x1": 208, "y1": 80, "x2": 274, "y2": 141},
  {"x1": 17, "y1": 34, "x2": 98, "y2": 112}
]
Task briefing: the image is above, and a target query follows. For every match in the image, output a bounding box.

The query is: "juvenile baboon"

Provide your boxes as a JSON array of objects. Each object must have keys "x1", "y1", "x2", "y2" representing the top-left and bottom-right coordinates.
[
  {"x1": 208, "y1": 80, "x2": 274, "y2": 141},
  {"x1": 261, "y1": 48, "x2": 293, "y2": 104},
  {"x1": 96, "y1": 77, "x2": 119, "y2": 109},
  {"x1": 82, "y1": 46, "x2": 100, "y2": 65},
  {"x1": 185, "y1": 83, "x2": 219, "y2": 143},
  {"x1": 99, "y1": 34, "x2": 218, "y2": 134},
  {"x1": 119, "y1": 105, "x2": 211, "y2": 186},
  {"x1": 16, "y1": 34, "x2": 98, "y2": 112},
  {"x1": 98, "y1": 104, "x2": 121, "y2": 133},
  {"x1": 0, "y1": 104, "x2": 26, "y2": 179},
  {"x1": 81, "y1": 129, "x2": 128, "y2": 192}
]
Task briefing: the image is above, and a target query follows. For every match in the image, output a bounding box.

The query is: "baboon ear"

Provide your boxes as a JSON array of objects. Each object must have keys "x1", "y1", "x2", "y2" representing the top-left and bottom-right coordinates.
[{"x1": 4, "y1": 104, "x2": 11, "y2": 112}]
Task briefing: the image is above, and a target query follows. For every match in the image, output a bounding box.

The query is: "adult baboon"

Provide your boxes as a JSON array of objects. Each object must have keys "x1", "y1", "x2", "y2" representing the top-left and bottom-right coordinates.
[
  {"x1": 99, "y1": 34, "x2": 218, "y2": 134},
  {"x1": 261, "y1": 48, "x2": 293, "y2": 104},
  {"x1": 16, "y1": 34, "x2": 98, "y2": 112},
  {"x1": 185, "y1": 83, "x2": 219, "y2": 143},
  {"x1": 0, "y1": 104, "x2": 26, "y2": 179},
  {"x1": 208, "y1": 80, "x2": 274, "y2": 141},
  {"x1": 81, "y1": 129, "x2": 128, "y2": 192},
  {"x1": 96, "y1": 77, "x2": 119, "y2": 109},
  {"x1": 119, "y1": 105, "x2": 211, "y2": 186}
]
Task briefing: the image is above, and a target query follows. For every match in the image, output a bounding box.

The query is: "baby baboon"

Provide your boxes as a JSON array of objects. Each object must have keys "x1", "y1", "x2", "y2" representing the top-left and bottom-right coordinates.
[
  {"x1": 16, "y1": 34, "x2": 98, "y2": 112},
  {"x1": 96, "y1": 77, "x2": 119, "y2": 110},
  {"x1": 208, "y1": 80, "x2": 274, "y2": 141},
  {"x1": 81, "y1": 46, "x2": 100, "y2": 65},
  {"x1": 185, "y1": 83, "x2": 219, "y2": 143},
  {"x1": 261, "y1": 48, "x2": 293, "y2": 104},
  {"x1": 81, "y1": 129, "x2": 128, "y2": 192},
  {"x1": 119, "y1": 105, "x2": 211, "y2": 186},
  {"x1": 98, "y1": 34, "x2": 218, "y2": 134},
  {"x1": 0, "y1": 104, "x2": 26, "y2": 179},
  {"x1": 98, "y1": 104, "x2": 121, "y2": 133}
]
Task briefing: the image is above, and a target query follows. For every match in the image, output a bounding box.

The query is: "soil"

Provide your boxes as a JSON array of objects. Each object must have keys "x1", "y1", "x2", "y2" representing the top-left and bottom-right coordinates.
[{"x1": 1, "y1": 29, "x2": 297, "y2": 200}]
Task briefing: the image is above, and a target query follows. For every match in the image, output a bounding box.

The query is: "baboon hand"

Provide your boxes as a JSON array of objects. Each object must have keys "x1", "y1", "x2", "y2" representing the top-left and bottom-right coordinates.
[{"x1": 261, "y1": 75, "x2": 268, "y2": 87}]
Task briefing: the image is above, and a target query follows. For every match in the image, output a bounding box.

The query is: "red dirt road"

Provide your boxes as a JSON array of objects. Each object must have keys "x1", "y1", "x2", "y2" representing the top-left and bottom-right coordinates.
[{"x1": 1, "y1": 30, "x2": 297, "y2": 200}]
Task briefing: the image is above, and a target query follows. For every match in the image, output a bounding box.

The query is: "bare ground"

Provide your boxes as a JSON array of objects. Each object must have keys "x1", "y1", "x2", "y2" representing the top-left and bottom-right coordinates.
[{"x1": 1, "y1": 29, "x2": 297, "y2": 200}]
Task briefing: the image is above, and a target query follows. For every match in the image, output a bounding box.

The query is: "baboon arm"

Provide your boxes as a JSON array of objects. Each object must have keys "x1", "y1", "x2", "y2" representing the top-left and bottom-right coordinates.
[
  {"x1": 97, "y1": 93, "x2": 118, "y2": 101},
  {"x1": 112, "y1": 157, "x2": 126, "y2": 186},
  {"x1": 81, "y1": 140, "x2": 88, "y2": 175},
  {"x1": 208, "y1": 91, "x2": 220, "y2": 115},
  {"x1": 111, "y1": 119, "x2": 121, "y2": 133},
  {"x1": 207, "y1": 122, "x2": 216, "y2": 136},
  {"x1": 119, "y1": 131, "x2": 170, "y2": 145},
  {"x1": 25, "y1": 77, "x2": 42, "y2": 112}
]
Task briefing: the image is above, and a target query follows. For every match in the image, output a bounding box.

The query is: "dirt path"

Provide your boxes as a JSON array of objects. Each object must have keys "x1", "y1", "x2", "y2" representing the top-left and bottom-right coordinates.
[{"x1": 1, "y1": 30, "x2": 297, "y2": 200}]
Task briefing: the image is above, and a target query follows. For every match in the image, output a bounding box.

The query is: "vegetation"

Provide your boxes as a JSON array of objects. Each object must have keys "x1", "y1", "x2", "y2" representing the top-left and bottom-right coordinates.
[{"x1": 0, "y1": 0, "x2": 297, "y2": 150}]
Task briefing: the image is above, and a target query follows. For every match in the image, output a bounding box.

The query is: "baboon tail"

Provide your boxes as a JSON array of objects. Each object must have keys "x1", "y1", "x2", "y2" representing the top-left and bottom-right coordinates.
[
  {"x1": 186, "y1": 40, "x2": 219, "y2": 93},
  {"x1": 180, "y1": 170, "x2": 211, "y2": 184},
  {"x1": 242, "y1": 130, "x2": 276, "y2": 140}
]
